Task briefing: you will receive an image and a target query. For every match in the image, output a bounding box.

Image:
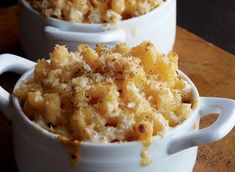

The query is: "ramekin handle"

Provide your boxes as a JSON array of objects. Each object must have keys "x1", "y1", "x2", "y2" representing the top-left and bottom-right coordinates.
[
  {"x1": 0, "y1": 54, "x2": 35, "y2": 121},
  {"x1": 167, "y1": 97, "x2": 235, "y2": 154},
  {"x1": 44, "y1": 26, "x2": 126, "y2": 43}
]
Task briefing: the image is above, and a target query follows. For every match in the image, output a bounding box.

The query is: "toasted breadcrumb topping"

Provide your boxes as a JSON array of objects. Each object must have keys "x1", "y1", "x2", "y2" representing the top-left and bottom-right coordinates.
[{"x1": 14, "y1": 42, "x2": 193, "y2": 145}]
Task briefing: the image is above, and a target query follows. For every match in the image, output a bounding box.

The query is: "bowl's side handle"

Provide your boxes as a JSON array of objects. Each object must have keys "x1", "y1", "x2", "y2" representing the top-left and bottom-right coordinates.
[
  {"x1": 44, "y1": 26, "x2": 126, "y2": 43},
  {"x1": 167, "y1": 97, "x2": 235, "y2": 154},
  {"x1": 0, "y1": 54, "x2": 35, "y2": 120}
]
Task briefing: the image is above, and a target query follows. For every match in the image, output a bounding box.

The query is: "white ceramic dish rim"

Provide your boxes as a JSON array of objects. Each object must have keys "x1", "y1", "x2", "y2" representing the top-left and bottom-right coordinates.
[
  {"x1": 20, "y1": 0, "x2": 172, "y2": 28},
  {"x1": 11, "y1": 61, "x2": 200, "y2": 148}
]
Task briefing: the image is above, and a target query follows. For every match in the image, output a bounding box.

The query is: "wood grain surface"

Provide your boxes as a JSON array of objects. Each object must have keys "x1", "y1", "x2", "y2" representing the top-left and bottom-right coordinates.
[
  {"x1": 0, "y1": 5, "x2": 234, "y2": 172},
  {"x1": 174, "y1": 28, "x2": 235, "y2": 172}
]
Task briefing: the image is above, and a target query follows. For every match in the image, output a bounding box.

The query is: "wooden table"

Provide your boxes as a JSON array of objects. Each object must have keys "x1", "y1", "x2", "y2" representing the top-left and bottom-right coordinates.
[{"x1": 0, "y1": 5, "x2": 235, "y2": 172}]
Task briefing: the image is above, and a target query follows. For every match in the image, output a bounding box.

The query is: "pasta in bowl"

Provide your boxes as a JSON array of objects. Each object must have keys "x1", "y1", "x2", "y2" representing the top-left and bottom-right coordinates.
[
  {"x1": 27, "y1": 0, "x2": 164, "y2": 23},
  {"x1": 14, "y1": 42, "x2": 193, "y2": 147},
  {"x1": 20, "y1": 0, "x2": 176, "y2": 59},
  {"x1": 0, "y1": 42, "x2": 234, "y2": 172}
]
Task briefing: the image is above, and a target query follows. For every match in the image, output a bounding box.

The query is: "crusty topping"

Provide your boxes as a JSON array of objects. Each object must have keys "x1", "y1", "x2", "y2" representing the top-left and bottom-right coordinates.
[
  {"x1": 14, "y1": 42, "x2": 193, "y2": 144},
  {"x1": 27, "y1": 0, "x2": 164, "y2": 23}
]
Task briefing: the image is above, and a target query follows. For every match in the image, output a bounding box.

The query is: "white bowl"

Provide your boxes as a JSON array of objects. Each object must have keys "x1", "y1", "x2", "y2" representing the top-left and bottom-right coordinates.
[
  {"x1": 0, "y1": 54, "x2": 235, "y2": 172},
  {"x1": 20, "y1": 0, "x2": 176, "y2": 60}
]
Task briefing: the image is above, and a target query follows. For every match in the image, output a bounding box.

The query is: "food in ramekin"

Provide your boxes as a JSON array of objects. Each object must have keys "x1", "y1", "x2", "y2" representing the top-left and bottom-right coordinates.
[
  {"x1": 14, "y1": 41, "x2": 193, "y2": 149},
  {"x1": 27, "y1": 0, "x2": 164, "y2": 23}
]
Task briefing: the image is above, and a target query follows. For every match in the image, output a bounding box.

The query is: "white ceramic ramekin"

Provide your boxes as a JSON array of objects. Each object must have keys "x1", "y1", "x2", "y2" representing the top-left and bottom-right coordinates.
[
  {"x1": 0, "y1": 54, "x2": 235, "y2": 172},
  {"x1": 20, "y1": 0, "x2": 176, "y2": 60}
]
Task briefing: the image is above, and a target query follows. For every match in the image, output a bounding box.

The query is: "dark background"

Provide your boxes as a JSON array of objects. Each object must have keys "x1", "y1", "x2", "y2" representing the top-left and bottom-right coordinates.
[
  {"x1": 0, "y1": 0, "x2": 235, "y2": 54},
  {"x1": 177, "y1": 0, "x2": 235, "y2": 55}
]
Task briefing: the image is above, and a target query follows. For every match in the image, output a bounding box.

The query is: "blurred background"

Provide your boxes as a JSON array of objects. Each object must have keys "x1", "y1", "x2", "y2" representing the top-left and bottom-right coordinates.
[
  {"x1": 178, "y1": 0, "x2": 235, "y2": 55},
  {"x1": 0, "y1": 0, "x2": 235, "y2": 54}
]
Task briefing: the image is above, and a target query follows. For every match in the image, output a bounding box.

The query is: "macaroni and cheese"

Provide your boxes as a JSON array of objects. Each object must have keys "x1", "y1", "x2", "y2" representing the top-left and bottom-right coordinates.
[
  {"x1": 27, "y1": 0, "x2": 164, "y2": 23},
  {"x1": 14, "y1": 42, "x2": 193, "y2": 147}
]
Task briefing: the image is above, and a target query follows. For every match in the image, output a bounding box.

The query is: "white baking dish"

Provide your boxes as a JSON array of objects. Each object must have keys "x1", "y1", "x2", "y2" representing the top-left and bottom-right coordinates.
[
  {"x1": 20, "y1": 0, "x2": 176, "y2": 60},
  {"x1": 0, "y1": 54, "x2": 234, "y2": 172}
]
